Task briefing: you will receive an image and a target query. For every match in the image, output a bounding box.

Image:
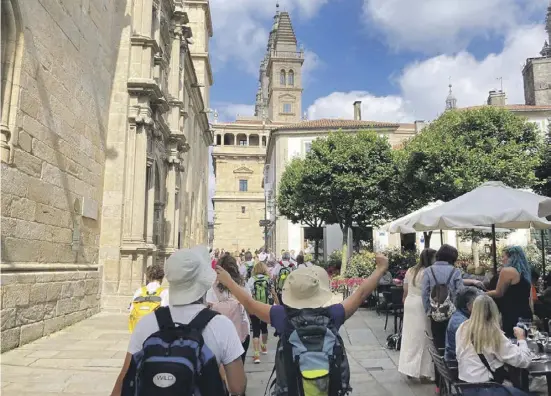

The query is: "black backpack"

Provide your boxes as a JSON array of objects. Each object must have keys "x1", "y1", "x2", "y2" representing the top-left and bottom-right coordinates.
[
  {"x1": 122, "y1": 307, "x2": 226, "y2": 396},
  {"x1": 268, "y1": 307, "x2": 351, "y2": 396}
]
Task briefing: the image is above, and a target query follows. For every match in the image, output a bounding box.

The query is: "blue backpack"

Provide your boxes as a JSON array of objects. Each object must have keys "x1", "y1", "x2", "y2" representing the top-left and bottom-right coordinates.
[
  {"x1": 269, "y1": 307, "x2": 352, "y2": 396},
  {"x1": 122, "y1": 307, "x2": 226, "y2": 396}
]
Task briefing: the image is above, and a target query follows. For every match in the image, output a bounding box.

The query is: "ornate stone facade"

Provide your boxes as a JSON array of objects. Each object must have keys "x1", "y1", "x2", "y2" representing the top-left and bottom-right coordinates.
[{"x1": 0, "y1": 0, "x2": 213, "y2": 351}]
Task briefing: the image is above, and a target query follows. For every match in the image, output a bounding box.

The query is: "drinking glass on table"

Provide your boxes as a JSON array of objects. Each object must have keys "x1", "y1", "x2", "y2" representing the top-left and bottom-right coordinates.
[{"x1": 539, "y1": 332, "x2": 549, "y2": 351}]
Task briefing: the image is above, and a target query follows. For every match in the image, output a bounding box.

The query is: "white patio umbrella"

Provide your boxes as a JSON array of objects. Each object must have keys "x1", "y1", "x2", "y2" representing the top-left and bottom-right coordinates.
[
  {"x1": 405, "y1": 181, "x2": 551, "y2": 270},
  {"x1": 539, "y1": 198, "x2": 551, "y2": 218},
  {"x1": 381, "y1": 200, "x2": 445, "y2": 234},
  {"x1": 381, "y1": 200, "x2": 508, "y2": 246}
]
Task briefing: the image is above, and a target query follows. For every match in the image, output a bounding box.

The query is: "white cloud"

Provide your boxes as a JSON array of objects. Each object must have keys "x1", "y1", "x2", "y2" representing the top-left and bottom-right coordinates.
[
  {"x1": 307, "y1": 24, "x2": 547, "y2": 122},
  {"x1": 302, "y1": 50, "x2": 323, "y2": 86},
  {"x1": 308, "y1": 91, "x2": 413, "y2": 122},
  {"x1": 209, "y1": 0, "x2": 327, "y2": 75},
  {"x1": 362, "y1": 0, "x2": 547, "y2": 53},
  {"x1": 213, "y1": 102, "x2": 255, "y2": 122}
]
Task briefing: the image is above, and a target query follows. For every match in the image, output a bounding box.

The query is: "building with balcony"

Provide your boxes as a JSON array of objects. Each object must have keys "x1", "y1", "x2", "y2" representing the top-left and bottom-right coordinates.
[
  {"x1": 0, "y1": 0, "x2": 213, "y2": 350},
  {"x1": 211, "y1": 6, "x2": 303, "y2": 252}
]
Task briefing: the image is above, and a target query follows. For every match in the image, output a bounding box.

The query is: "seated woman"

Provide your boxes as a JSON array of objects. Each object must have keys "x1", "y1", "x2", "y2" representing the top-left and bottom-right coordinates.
[{"x1": 456, "y1": 295, "x2": 532, "y2": 395}]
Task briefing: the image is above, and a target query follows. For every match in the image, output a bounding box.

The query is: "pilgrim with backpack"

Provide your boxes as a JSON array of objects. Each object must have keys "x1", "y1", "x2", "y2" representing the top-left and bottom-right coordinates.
[
  {"x1": 112, "y1": 247, "x2": 247, "y2": 396},
  {"x1": 216, "y1": 253, "x2": 391, "y2": 396},
  {"x1": 246, "y1": 262, "x2": 280, "y2": 364}
]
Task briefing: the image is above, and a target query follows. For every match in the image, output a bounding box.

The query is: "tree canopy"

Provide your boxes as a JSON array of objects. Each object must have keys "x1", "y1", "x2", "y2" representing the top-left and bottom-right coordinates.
[
  {"x1": 277, "y1": 157, "x2": 331, "y2": 259},
  {"x1": 533, "y1": 123, "x2": 551, "y2": 198},
  {"x1": 305, "y1": 130, "x2": 397, "y2": 271},
  {"x1": 399, "y1": 107, "x2": 542, "y2": 208}
]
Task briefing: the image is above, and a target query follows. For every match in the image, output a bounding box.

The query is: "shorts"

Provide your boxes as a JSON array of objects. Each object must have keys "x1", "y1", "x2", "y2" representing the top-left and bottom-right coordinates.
[{"x1": 250, "y1": 314, "x2": 268, "y2": 338}]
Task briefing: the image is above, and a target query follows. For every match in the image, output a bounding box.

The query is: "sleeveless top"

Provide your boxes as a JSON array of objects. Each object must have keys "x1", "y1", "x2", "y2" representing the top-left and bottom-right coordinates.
[{"x1": 499, "y1": 276, "x2": 532, "y2": 338}]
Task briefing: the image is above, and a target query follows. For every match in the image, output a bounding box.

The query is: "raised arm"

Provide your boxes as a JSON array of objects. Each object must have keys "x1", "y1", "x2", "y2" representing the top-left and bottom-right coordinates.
[
  {"x1": 342, "y1": 254, "x2": 388, "y2": 320},
  {"x1": 216, "y1": 266, "x2": 272, "y2": 323}
]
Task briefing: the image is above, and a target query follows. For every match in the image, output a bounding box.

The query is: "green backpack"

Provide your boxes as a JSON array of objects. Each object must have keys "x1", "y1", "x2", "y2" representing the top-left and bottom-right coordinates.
[
  {"x1": 276, "y1": 266, "x2": 293, "y2": 293},
  {"x1": 252, "y1": 276, "x2": 270, "y2": 304}
]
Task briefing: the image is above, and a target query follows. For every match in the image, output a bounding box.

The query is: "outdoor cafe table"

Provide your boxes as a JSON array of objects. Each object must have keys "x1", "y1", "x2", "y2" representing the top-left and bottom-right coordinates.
[{"x1": 508, "y1": 339, "x2": 551, "y2": 394}]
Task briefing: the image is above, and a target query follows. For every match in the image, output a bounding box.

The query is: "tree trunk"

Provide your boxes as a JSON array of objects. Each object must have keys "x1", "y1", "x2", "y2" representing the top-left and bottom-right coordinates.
[
  {"x1": 471, "y1": 230, "x2": 480, "y2": 267},
  {"x1": 472, "y1": 240, "x2": 480, "y2": 267},
  {"x1": 341, "y1": 226, "x2": 349, "y2": 275},
  {"x1": 314, "y1": 239, "x2": 320, "y2": 261},
  {"x1": 424, "y1": 231, "x2": 433, "y2": 248}
]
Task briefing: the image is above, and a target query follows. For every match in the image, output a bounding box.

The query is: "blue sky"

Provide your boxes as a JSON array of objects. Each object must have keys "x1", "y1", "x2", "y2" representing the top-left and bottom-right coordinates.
[{"x1": 208, "y1": 0, "x2": 548, "y2": 123}]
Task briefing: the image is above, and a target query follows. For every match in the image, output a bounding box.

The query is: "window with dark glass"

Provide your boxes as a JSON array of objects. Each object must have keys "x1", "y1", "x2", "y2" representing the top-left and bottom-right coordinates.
[{"x1": 239, "y1": 179, "x2": 248, "y2": 192}]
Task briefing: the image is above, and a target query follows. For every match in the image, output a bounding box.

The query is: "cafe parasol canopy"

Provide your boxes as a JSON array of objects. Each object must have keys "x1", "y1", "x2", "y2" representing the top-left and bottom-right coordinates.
[{"x1": 404, "y1": 181, "x2": 551, "y2": 271}]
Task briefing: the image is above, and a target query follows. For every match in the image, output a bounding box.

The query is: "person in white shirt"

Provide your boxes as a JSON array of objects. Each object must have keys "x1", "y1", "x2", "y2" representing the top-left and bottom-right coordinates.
[
  {"x1": 130, "y1": 264, "x2": 169, "y2": 308},
  {"x1": 455, "y1": 294, "x2": 532, "y2": 395},
  {"x1": 111, "y1": 246, "x2": 247, "y2": 396},
  {"x1": 258, "y1": 249, "x2": 268, "y2": 263}
]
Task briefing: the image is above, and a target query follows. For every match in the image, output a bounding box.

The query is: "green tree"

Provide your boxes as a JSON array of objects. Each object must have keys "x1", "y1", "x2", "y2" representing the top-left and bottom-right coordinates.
[
  {"x1": 277, "y1": 157, "x2": 331, "y2": 260},
  {"x1": 457, "y1": 229, "x2": 510, "y2": 266},
  {"x1": 305, "y1": 130, "x2": 397, "y2": 272},
  {"x1": 533, "y1": 123, "x2": 551, "y2": 198},
  {"x1": 398, "y1": 107, "x2": 542, "y2": 246}
]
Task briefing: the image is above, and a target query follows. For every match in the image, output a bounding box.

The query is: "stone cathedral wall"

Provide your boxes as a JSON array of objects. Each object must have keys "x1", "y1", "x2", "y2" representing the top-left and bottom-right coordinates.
[{"x1": 1, "y1": 0, "x2": 127, "y2": 351}]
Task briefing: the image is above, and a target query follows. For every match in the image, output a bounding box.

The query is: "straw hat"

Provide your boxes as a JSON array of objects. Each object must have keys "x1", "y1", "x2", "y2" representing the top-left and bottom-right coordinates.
[
  {"x1": 164, "y1": 246, "x2": 216, "y2": 305},
  {"x1": 282, "y1": 266, "x2": 333, "y2": 309}
]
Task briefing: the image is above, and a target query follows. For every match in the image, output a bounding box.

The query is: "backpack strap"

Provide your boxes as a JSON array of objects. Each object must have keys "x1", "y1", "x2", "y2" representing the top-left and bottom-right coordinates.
[
  {"x1": 429, "y1": 267, "x2": 438, "y2": 284},
  {"x1": 445, "y1": 268, "x2": 456, "y2": 286},
  {"x1": 154, "y1": 306, "x2": 175, "y2": 331},
  {"x1": 188, "y1": 308, "x2": 219, "y2": 332}
]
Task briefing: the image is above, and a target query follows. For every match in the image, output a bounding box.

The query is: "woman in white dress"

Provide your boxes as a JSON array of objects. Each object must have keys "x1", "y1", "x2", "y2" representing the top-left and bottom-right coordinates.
[{"x1": 398, "y1": 248, "x2": 436, "y2": 380}]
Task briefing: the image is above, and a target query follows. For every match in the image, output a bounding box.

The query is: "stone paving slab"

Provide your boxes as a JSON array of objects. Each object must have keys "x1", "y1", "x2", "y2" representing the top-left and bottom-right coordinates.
[{"x1": 1, "y1": 308, "x2": 434, "y2": 395}]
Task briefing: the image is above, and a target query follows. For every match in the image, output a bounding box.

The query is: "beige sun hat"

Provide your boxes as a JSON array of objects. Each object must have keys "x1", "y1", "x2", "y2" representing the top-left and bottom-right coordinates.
[
  {"x1": 164, "y1": 246, "x2": 216, "y2": 305},
  {"x1": 282, "y1": 265, "x2": 333, "y2": 309}
]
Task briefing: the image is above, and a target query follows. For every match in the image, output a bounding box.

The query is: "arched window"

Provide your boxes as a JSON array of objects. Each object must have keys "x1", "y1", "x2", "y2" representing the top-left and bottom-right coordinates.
[
  {"x1": 280, "y1": 70, "x2": 286, "y2": 86},
  {"x1": 1, "y1": 0, "x2": 24, "y2": 163},
  {"x1": 288, "y1": 70, "x2": 294, "y2": 86}
]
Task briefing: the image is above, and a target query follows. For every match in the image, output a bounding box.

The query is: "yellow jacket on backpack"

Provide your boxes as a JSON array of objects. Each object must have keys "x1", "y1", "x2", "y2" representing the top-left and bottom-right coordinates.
[{"x1": 128, "y1": 286, "x2": 164, "y2": 333}]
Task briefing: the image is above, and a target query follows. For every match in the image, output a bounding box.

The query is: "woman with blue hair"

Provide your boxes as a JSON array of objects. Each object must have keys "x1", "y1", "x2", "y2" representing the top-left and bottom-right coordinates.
[{"x1": 487, "y1": 246, "x2": 533, "y2": 337}]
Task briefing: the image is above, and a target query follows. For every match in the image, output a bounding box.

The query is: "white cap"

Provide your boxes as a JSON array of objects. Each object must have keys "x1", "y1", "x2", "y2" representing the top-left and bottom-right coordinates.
[{"x1": 164, "y1": 246, "x2": 215, "y2": 305}]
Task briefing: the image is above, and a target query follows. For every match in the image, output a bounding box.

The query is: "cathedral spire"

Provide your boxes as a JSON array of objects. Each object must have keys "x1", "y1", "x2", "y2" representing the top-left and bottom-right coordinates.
[{"x1": 445, "y1": 81, "x2": 457, "y2": 110}]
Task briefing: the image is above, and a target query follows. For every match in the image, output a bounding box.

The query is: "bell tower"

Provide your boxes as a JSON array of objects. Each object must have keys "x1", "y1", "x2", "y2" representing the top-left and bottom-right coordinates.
[
  {"x1": 265, "y1": 6, "x2": 304, "y2": 123},
  {"x1": 522, "y1": 0, "x2": 551, "y2": 106}
]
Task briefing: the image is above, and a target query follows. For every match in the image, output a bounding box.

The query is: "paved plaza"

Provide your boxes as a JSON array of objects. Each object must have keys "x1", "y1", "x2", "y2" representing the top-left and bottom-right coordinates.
[{"x1": 1, "y1": 308, "x2": 434, "y2": 395}]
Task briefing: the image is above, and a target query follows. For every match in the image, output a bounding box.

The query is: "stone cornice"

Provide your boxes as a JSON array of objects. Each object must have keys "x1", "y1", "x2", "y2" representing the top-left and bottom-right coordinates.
[
  {"x1": 212, "y1": 153, "x2": 266, "y2": 160},
  {"x1": 130, "y1": 35, "x2": 160, "y2": 53},
  {"x1": 190, "y1": 52, "x2": 214, "y2": 86},
  {"x1": 127, "y1": 78, "x2": 170, "y2": 113},
  {"x1": 212, "y1": 195, "x2": 265, "y2": 202}
]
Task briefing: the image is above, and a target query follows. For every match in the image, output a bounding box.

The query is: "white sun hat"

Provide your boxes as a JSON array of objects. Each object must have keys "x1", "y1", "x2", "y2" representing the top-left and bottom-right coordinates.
[
  {"x1": 164, "y1": 246, "x2": 216, "y2": 306},
  {"x1": 282, "y1": 265, "x2": 334, "y2": 309}
]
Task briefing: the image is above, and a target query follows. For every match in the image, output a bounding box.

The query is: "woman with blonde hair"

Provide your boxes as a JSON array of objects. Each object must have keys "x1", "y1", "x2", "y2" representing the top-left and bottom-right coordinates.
[
  {"x1": 398, "y1": 248, "x2": 436, "y2": 381},
  {"x1": 245, "y1": 261, "x2": 279, "y2": 363},
  {"x1": 456, "y1": 294, "x2": 532, "y2": 395}
]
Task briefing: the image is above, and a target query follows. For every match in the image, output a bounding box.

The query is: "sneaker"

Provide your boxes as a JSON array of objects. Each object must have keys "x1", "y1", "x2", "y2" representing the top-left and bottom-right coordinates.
[
  {"x1": 261, "y1": 344, "x2": 268, "y2": 355},
  {"x1": 253, "y1": 354, "x2": 260, "y2": 364}
]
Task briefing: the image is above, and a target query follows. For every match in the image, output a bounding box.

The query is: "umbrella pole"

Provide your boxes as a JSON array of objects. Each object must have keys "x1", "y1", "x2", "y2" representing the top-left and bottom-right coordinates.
[
  {"x1": 542, "y1": 230, "x2": 546, "y2": 279},
  {"x1": 492, "y1": 224, "x2": 497, "y2": 273},
  {"x1": 440, "y1": 230, "x2": 444, "y2": 245}
]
